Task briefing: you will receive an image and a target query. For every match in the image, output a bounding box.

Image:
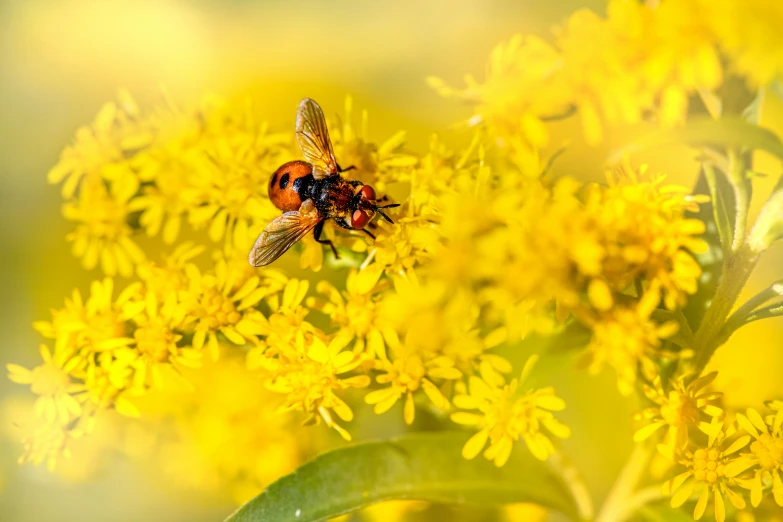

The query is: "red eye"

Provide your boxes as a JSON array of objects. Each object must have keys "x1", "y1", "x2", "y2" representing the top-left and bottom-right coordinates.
[
  {"x1": 360, "y1": 185, "x2": 376, "y2": 201},
  {"x1": 351, "y1": 209, "x2": 369, "y2": 229}
]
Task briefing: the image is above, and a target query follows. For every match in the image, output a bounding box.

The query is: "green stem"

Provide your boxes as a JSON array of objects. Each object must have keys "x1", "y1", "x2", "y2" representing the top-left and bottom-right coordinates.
[
  {"x1": 722, "y1": 278, "x2": 783, "y2": 337},
  {"x1": 617, "y1": 486, "x2": 666, "y2": 520},
  {"x1": 692, "y1": 244, "x2": 759, "y2": 374},
  {"x1": 726, "y1": 149, "x2": 750, "y2": 252},
  {"x1": 549, "y1": 450, "x2": 595, "y2": 521},
  {"x1": 595, "y1": 443, "x2": 652, "y2": 522}
]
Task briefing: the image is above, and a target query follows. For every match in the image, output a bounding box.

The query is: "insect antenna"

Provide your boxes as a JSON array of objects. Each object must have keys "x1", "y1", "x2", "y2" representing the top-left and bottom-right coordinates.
[{"x1": 373, "y1": 203, "x2": 400, "y2": 224}]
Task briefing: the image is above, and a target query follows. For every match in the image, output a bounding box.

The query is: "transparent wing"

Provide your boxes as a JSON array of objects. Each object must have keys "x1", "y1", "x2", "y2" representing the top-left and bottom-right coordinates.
[
  {"x1": 296, "y1": 98, "x2": 338, "y2": 179},
  {"x1": 248, "y1": 210, "x2": 322, "y2": 267}
]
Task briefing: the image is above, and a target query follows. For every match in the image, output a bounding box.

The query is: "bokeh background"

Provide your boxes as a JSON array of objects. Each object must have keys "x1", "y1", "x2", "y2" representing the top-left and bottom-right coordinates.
[{"x1": 1, "y1": 1, "x2": 781, "y2": 520}]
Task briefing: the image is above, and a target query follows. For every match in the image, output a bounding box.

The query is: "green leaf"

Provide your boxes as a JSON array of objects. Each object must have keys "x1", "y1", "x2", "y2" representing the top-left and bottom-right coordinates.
[
  {"x1": 719, "y1": 279, "x2": 783, "y2": 343},
  {"x1": 742, "y1": 88, "x2": 766, "y2": 124},
  {"x1": 609, "y1": 117, "x2": 783, "y2": 163},
  {"x1": 225, "y1": 432, "x2": 585, "y2": 522},
  {"x1": 682, "y1": 172, "x2": 724, "y2": 330},
  {"x1": 703, "y1": 163, "x2": 736, "y2": 258},
  {"x1": 748, "y1": 175, "x2": 783, "y2": 252}
]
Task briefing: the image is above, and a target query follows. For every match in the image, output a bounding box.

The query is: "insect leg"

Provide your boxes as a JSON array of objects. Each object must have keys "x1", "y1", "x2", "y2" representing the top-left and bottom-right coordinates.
[
  {"x1": 337, "y1": 164, "x2": 356, "y2": 173},
  {"x1": 313, "y1": 220, "x2": 339, "y2": 259},
  {"x1": 360, "y1": 228, "x2": 376, "y2": 240}
]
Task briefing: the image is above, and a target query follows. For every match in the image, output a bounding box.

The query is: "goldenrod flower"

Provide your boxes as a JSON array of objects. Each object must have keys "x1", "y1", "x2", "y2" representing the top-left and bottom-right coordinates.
[
  {"x1": 186, "y1": 108, "x2": 290, "y2": 254},
  {"x1": 635, "y1": 372, "x2": 724, "y2": 457},
  {"x1": 136, "y1": 242, "x2": 205, "y2": 300},
  {"x1": 132, "y1": 357, "x2": 304, "y2": 504},
  {"x1": 664, "y1": 418, "x2": 750, "y2": 522},
  {"x1": 710, "y1": 0, "x2": 783, "y2": 86},
  {"x1": 330, "y1": 96, "x2": 417, "y2": 192},
  {"x1": 33, "y1": 277, "x2": 142, "y2": 356},
  {"x1": 47, "y1": 91, "x2": 152, "y2": 198},
  {"x1": 128, "y1": 97, "x2": 213, "y2": 244},
  {"x1": 365, "y1": 347, "x2": 456, "y2": 426},
  {"x1": 17, "y1": 418, "x2": 85, "y2": 472},
  {"x1": 310, "y1": 267, "x2": 392, "y2": 358},
  {"x1": 111, "y1": 292, "x2": 202, "y2": 393},
  {"x1": 726, "y1": 407, "x2": 783, "y2": 507},
  {"x1": 63, "y1": 174, "x2": 146, "y2": 277},
  {"x1": 7, "y1": 345, "x2": 84, "y2": 426},
  {"x1": 580, "y1": 285, "x2": 679, "y2": 396},
  {"x1": 263, "y1": 332, "x2": 370, "y2": 440},
  {"x1": 428, "y1": 34, "x2": 567, "y2": 163},
  {"x1": 182, "y1": 257, "x2": 269, "y2": 360},
  {"x1": 451, "y1": 356, "x2": 570, "y2": 466}
]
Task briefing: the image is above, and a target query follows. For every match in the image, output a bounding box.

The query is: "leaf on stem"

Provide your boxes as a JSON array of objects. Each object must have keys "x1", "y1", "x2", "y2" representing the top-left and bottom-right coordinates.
[{"x1": 225, "y1": 432, "x2": 584, "y2": 522}]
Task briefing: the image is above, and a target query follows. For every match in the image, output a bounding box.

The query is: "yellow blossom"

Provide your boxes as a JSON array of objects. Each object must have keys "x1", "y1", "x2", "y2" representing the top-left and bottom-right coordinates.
[
  {"x1": 63, "y1": 174, "x2": 146, "y2": 276},
  {"x1": 47, "y1": 90, "x2": 152, "y2": 198},
  {"x1": 7, "y1": 345, "x2": 84, "y2": 426},
  {"x1": 579, "y1": 285, "x2": 679, "y2": 396},
  {"x1": 728, "y1": 407, "x2": 783, "y2": 507},
  {"x1": 262, "y1": 331, "x2": 370, "y2": 440},
  {"x1": 329, "y1": 96, "x2": 417, "y2": 192},
  {"x1": 635, "y1": 372, "x2": 724, "y2": 457},
  {"x1": 451, "y1": 356, "x2": 570, "y2": 466},
  {"x1": 664, "y1": 418, "x2": 750, "y2": 522},
  {"x1": 33, "y1": 277, "x2": 142, "y2": 356},
  {"x1": 182, "y1": 257, "x2": 269, "y2": 360},
  {"x1": 310, "y1": 266, "x2": 392, "y2": 358}
]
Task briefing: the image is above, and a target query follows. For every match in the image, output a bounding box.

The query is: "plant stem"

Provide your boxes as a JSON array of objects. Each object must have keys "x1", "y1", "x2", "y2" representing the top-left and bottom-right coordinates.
[
  {"x1": 617, "y1": 485, "x2": 666, "y2": 520},
  {"x1": 595, "y1": 443, "x2": 651, "y2": 522},
  {"x1": 691, "y1": 244, "x2": 758, "y2": 374},
  {"x1": 726, "y1": 149, "x2": 750, "y2": 252},
  {"x1": 549, "y1": 450, "x2": 595, "y2": 521}
]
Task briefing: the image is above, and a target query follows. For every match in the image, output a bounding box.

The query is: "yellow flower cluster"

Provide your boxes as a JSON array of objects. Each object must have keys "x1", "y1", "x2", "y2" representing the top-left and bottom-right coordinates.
[
  {"x1": 7, "y1": 0, "x2": 782, "y2": 515},
  {"x1": 655, "y1": 401, "x2": 783, "y2": 522},
  {"x1": 429, "y1": 0, "x2": 783, "y2": 149},
  {"x1": 6, "y1": 82, "x2": 711, "y2": 486}
]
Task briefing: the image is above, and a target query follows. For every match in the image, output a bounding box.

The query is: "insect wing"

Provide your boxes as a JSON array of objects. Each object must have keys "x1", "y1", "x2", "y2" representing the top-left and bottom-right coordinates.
[
  {"x1": 296, "y1": 98, "x2": 338, "y2": 178},
  {"x1": 248, "y1": 210, "x2": 322, "y2": 267}
]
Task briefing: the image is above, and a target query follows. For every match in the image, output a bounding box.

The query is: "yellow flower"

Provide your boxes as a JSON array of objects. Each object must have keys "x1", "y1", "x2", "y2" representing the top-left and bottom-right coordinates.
[
  {"x1": 635, "y1": 372, "x2": 724, "y2": 458},
  {"x1": 47, "y1": 90, "x2": 152, "y2": 198},
  {"x1": 365, "y1": 215, "x2": 440, "y2": 276},
  {"x1": 17, "y1": 418, "x2": 84, "y2": 471},
  {"x1": 33, "y1": 277, "x2": 142, "y2": 356},
  {"x1": 63, "y1": 174, "x2": 146, "y2": 276},
  {"x1": 310, "y1": 266, "x2": 392, "y2": 358},
  {"x1": 186, "y1": 105, "x2": 291, "y2": 254},
  {"x1": 664, "y1": 418, "x2": 750, "y2": 522},
  {"x1": 182, "y1": 257, "x2": 269, "y2": 360},
  {"x1": 727, "y1": 407, "x2": 783, "y2": 507},
  {"x1": 329, "y1": 96, "x2": 417, "y2": 191},
  {"x1": 428, "y1": 34, "x2": 567, "y2": 161},
  {"x1": 131, "y1": 357, "x2": 305, "y2": 504},
  {"x1": 128, "y1": 96, "x2": 214, "y2": 244},
  {"x1": 451, "y1": 356, "x2": 570, "y2": 466},
  {"x1": 136, "y1": 242, "x2": 205, "y2": 299},
  {"x1": 263, "y1": 331, "x2": 370, "y2": 440},
  {"x1": 580, "y1": 285, "x2": 679, "y2": 396},
  {"x1": 365, "y1": 347, "x2": 456, "y2": 426},
  {"x1": 710, "y1": 0, "x2": 783, "y2": 86},
  {"x1": 110, "y1": 291, "x2": 202, "y2": 394},
  {"x1": 589, "y1": 165, "x2": 708, "y2": 310},
  {"x1": 7, "y1": 345, "x2": 84, "y2": 426}
]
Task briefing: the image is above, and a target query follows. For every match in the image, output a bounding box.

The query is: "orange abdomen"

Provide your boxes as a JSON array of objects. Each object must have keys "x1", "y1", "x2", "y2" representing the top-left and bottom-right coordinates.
[{"x1": 268, "y1": 160, "x2": 312, "y2": 212}]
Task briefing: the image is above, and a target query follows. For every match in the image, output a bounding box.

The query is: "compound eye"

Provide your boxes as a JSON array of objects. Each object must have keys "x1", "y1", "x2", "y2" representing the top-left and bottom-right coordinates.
[
  {"x1": 351, "y1": 209, "x2": 370, "y2": 229},
  {"x1": 359, "y1": 185, "x2": 376, "y2": 201}
]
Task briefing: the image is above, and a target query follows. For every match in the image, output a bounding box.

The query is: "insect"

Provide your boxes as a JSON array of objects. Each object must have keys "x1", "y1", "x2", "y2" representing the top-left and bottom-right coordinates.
[{"x1": 248, "y1": 98, "x2": 399, "y2": 267}]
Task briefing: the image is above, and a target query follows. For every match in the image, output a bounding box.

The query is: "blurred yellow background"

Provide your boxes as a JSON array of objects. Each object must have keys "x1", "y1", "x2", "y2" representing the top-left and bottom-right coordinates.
[{"x1": 1, "y1": 1, "x2": 781, "y2": 521}]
